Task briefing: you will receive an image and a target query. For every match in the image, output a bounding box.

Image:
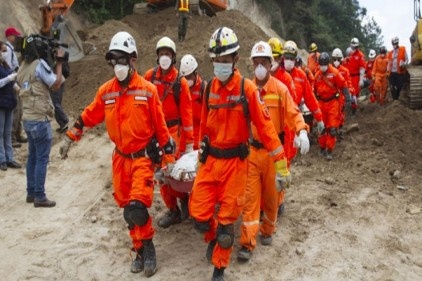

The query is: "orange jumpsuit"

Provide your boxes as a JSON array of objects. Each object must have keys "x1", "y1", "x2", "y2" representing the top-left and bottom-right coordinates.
[
  {"x1": 365, "y1": 58, "x2": 375, "y2": 94},
  {"x1": 314, "y1": 65, "x2": 347, "y2": 152},
  {"x1": 307, "y1": 52, "x2": 320, "y2": 75},
  {"x1": 302, "y1": 66, "x2": 315, "y2": 88},
  {"x1": 336, "y1": 65, "x2": 353, "y2": 127},
  {"x1": 66, "y1": 72, "x2": 171, "y2": 251},
  {"x1": 240, "y1": 75, "x2": 307, "y2": 253},
  {"x1": 144, "y1": 66, "x2": 193, "y2": 211},
  {"x1": 189, "y1": 69, "x2": 286, "y2": 269},
  {"x1": 372, "y1": 54, "x2": 389, "y2": 104},
  {"x1": 345, "y1": 49, "x2": 365, "y2": 98}
]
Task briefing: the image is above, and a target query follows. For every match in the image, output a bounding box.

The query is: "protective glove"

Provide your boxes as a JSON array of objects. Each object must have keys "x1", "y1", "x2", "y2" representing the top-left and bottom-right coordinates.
[
  {"x1": 185, "y1": 143, "x2": 194, "y2": 154},
  {"x1": 59, "y1": 135, "x2": 73, "y2": 159},
  {"x1": 7, "y1": 73, "x2": 17, "y2": 82},
  {"x1": 274, "y1": 158, "x2": 291, "y2": 191},
  {"x1": 399, "y1": 60, "x2": 405, "y2": 68},
  {"x1": 316, "y1": 121, "x2": 325, "y2": 134},
  {"x1": 293, "y1": 130, "x2": 310, "y2": 155}
]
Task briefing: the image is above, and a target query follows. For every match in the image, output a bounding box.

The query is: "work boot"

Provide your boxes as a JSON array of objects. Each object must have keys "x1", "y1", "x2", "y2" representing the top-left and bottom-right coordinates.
[
  {"x1": 211, "y1": 267, "x2": 225, "y2": 281},
  {"x1": 237, "y1": 246, "x2": 252, "y2": 261},
  {"x1": 180, "y1": 195, "x2": 189, "y2": 221},
  {"x1": 260, "y1": 235, "x2": 273, "y2": 246},
  {"x1": 130, "y1": 247, "x2": 144, "y2": 273},
  {"x1": 326, "y1": 150, "x2": 333, "y2": 161},
  {"x1": 206, "y1": 239, "x2": 217, "y2": 262},
  {"x1": 142, "y1": 239, "x2": 157, "y2": 277},
  {"x1": 157, "y1": 208, "x2": 182, "y2": 228},
  {"x1": 34, "y1": 198, "x2": 56, "y2": 208},
  {"x1": 319, "y1": 148, "x2": 327, "y2": 157}
]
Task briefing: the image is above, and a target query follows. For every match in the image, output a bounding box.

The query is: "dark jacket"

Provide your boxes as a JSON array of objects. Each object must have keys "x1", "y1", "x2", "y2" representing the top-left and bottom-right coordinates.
[{"x1": 0, "y1": 65, "x2": 17, "y2": 111}]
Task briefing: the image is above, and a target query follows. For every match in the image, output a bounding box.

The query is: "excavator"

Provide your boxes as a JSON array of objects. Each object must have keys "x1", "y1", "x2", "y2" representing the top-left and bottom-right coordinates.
[
  {"x1": 145, "y1": 0, "x2": 227, "y2": 16},
  {"x1": 39, "y1": 0, "x2": 84, "y2": 62},
  {"x1": 407, "y1": 0, "x2": 422, "y2": 109}
]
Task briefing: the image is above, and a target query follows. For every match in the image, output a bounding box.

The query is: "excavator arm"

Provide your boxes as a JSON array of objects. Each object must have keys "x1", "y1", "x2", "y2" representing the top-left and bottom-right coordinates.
[{"x1": 40, "y1": 0, "x2": 74, "y2": 36}]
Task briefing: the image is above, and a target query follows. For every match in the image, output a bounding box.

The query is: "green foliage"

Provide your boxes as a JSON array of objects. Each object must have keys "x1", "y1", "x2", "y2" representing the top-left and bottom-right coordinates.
[{"x1": 256, "y1": 0, "x2": 383, "y2": 55}]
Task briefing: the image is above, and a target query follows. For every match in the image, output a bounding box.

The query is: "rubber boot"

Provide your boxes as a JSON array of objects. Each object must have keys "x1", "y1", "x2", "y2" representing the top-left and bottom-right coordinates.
[
  {"x1": 142, "y1": 239, "x2": 157, "y2": 277},
  {"x1": 237, "y1": 246, "x2": 252, "y2": 261},
  {"x1": 211, "y1": 267, "x2": 225, "y2": 281},
  {"x1": 180, "y1": 195, "x2": 189, "y2": 221},
  {"x1": 326, "y1": 150, "x2": 333, "y2": 161},
  {"x1": 130, "y1": 247, "x2": 144, "y2": 273},
  {"x1": 157, "y1": 207, "x2": 182, "y2": 228}
]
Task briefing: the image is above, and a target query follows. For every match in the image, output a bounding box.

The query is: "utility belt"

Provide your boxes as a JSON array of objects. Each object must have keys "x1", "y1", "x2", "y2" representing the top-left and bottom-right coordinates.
[
  {"x1": 250, "y1": 139, "x2": 264, "y2": 149},
  {"x1": 166, "y1": 119, "x2": 180, "y2": 128},
  {"x1": 316, "y1": 92, "x2": 339, "y2": 102},
  {"x1": 209, "y1": 144, "x2": 249, "y2": 160},
  {"x1": 115, "y1": 147, "x2": 146, "y2": 159}
]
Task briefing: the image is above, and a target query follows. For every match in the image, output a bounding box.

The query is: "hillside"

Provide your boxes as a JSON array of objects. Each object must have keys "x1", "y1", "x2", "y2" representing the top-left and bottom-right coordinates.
[{"x1": 1, "y1": 4, "x2": 422, "y2": 281}]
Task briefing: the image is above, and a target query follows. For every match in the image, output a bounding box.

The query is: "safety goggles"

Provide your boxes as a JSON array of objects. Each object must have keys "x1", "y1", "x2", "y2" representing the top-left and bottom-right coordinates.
[
  {"x1": 108, "y1": 56, "x2": 129, "y2": 66},
  {"x1": 332, "y1": 58, "x2": 342, "y2": 62}
]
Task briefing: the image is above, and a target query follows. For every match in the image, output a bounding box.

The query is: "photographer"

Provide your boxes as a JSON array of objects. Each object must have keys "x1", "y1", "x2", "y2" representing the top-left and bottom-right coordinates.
[{"x1": 16, "y1": 35, "x2": 65, "y2": 208}]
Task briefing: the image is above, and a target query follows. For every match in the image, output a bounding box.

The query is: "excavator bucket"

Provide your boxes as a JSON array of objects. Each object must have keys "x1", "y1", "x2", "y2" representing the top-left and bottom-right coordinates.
[
  {"x1": 54, "y1": 20, "x2": 84, "y2": 62},
  {"x1": 199, "y1": 0, "x2": 227, "y2": 17}
]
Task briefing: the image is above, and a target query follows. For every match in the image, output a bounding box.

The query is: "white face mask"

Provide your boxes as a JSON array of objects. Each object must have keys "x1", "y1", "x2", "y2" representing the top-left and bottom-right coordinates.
[
  {"x1": 1, "y1": 52, "x2": 7, "y2": 61},
  {"x1": 320, "y1": 65, "x2": 328, "y2": 72},
  {"x1": 284, "y1": 60, "x2": 295, "y2": 71},
  {"x1": 159, "y1": 55, "x2": 172, "y2": 70},
  {"x1": 114, "y1": 64, "x2": 129, "y2": 81},
  {"x1": 333, "y1": 61, "x2": 341, "y2": 68},
  {"x1": 187, "y1": 79, "x2": 194, "y2": 87},
  {"x1": 270, "y1": 61, "x2": 279, "y2": 72},
  {"x1": 254, "y1": 64, "x2": 268, "y2": 80},
  {"x1": 213, "y1": 62, "x2": 233, "y2": 82}
]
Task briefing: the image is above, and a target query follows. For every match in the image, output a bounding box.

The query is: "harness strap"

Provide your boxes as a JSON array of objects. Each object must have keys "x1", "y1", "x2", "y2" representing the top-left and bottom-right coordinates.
[{"x1": 114, "y1": 147, "x2": 146, "y2": 159}]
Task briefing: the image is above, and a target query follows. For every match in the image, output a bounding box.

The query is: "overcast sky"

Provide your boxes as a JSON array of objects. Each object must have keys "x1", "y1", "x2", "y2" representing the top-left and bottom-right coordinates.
[{"x1": 359, "y1": 0, "x2": 414, "y2": 55}]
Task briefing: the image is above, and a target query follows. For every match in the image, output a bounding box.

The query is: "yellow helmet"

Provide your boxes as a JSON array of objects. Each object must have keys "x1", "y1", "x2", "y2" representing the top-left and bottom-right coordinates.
[
  {"x1": 283, "y1": 40, "x2": 298, "y2": 57},
  {"x1": 309, "y1": 42, "x2": 317, "y2": 52},
  {"x1": 268, "y1": 37, "x2": 283, "y2": 57}
]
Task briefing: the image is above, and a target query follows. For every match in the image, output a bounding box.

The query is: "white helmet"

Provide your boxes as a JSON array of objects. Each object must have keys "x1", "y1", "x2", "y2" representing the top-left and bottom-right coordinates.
[
  {"x1": 392, "y1": 36, "x2": 399, "y2": 45},
  {"x1": 350, "y1": 37, "x2": 359, "y2": 47},
  {"x1": 106, "y1": 31, "x2": 137, "y2": 59},
  {"x1": 156, "y1": 36, "x2": 176, "y2": 54},
  {"x1": 208, "y1": 27, "x2": 240, "y2": 58},
  {"x1": 368, "y1": 49, "x2": 376, "y2": 59},
  {"x1": 331, "y1": 48, "x2": 343, "y2": 58},
  {"x1": 179, "y1": 54, "x2": 198, "y2": 76},
  {"x1": 283, "y1": 40, "x2": 298, "y2": 57},
  {"x1": 250, "y1": 41, "x2": 273, "y2": 62}
]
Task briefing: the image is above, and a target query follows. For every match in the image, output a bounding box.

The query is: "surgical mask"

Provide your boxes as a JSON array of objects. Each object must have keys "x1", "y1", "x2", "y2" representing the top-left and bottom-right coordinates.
[
  {"x1": 1, "y1": 52, "x2": 6, "y2": 61},
  {"x1": 270, "y1": 61, "x2": 279, "y2": 72},
  {"x1": 159, "y1": 55, "x2": 172, "y2": 70},
  {"x1": 333, "y1": 61, "x2": 341, "y2": 68},
  {"x1": 213, "y1": 62, "x2": 233, "y2": 82},
  {"x1": 187, "y1": 79, "x2": 194, "y2": 87},
  {"x1": 114, "y1": 64, "x2": 129, "y2": 81},
  {"x1": 284, "y1": 60, "x2": 295, "y2": 71},
  {"x1": 254, "y1": 64, "x2": 268, "y2": 80},
  {"x1": 320, "y1": 65, "x2": 328, "y2": 72}
]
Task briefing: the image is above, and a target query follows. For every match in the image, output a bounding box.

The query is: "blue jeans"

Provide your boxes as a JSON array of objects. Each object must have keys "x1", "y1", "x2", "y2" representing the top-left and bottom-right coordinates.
[
  {"x1": 0, "y1": 109, "x2": 14, "y2": 164},
  {"x1": 50, "y1": 83, "x2": 69, "y2": 128},
  {"x1": 23, "y1": 120, "x2": 52, "y2": 201}
]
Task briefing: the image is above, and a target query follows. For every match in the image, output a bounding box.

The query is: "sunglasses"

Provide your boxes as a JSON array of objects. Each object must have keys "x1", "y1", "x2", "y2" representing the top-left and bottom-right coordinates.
[
  {"x1": 333, "y1": 58, "x2": 342, "y2": 62},
  {"x1": 108, "y1": 56, "x2": 129, "y2": 66}
]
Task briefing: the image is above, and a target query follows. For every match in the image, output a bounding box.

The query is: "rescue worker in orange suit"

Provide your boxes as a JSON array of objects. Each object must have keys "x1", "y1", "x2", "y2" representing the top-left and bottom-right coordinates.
[
  {"x1": 331, "y1": 48, "x2": 354, "y2": 135},
  {"x1": 179, "y1": 54, "x2": 206, "y2": 149},
  {"x1": 189, "y1": 27, "x2": 291, "y2": 281},
  {"x1": 175, "y1": 0, "x2": 190, "y2": 42},
  {"x1": 314, "y1": 52, "x2": 351, "y2": 161},
  {"x1": 296, "y1": 56, "x2": 315, "y2": 88},
  {"x1": 372, "y1": 46, "x2": 389, "y2": 105},
  {"x1": 283, "y1": 40, "x2": 324, "y2": 142},
  {"x1": 345, "y1": 37, "x2": 365, "y2": 115},
  {"x1": 144, "y1": 36, "x2": 194, "y2": 228},
  {"x1": 366, "y1": 49, "x2": 376, "y2": 99},
  {"x1": 307, "y1": 42, "x2": 320, "y2": 75},
  {"x1": 237, "y1": 41, "x2": 308, "y2": 262},
  {"x1": 387, "y1": 36, "x2": 408, "y2": 100},
  {"x1": 59, "y1": 31, "x2": 175, "y2": 277}
]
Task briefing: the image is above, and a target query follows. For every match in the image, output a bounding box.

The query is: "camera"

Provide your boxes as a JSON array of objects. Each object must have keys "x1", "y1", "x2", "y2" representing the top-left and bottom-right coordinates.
[{"x1": 14, "y1": 33, "x2": 69, "y2": 67}]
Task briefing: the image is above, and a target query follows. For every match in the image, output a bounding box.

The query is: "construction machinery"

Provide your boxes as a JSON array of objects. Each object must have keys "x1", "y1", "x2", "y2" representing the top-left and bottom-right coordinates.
[
  {"x1": 143, "y1": 0, "x2": 227, "y2": 16},
  {"x1": 407, "y1": 0, "x2": 422, "y2": 109},
  {"x1": 39, "y1": 0, "x2": 84, "y2": 62}
]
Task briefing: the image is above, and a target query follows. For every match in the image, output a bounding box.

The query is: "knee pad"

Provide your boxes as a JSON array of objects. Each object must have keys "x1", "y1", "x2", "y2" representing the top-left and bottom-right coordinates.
[
  {"x1": 123, "y1": 206, "x2": 135, "y2": 230},
  {"x1": 128, "y1": 200, "x2": 149, "y2": 227},
  {"x1": 329, "y1": 128, "x2": 338, "y2": 137},
  {"x1": 216, "y1": 223, "x2": 234, "y2": 249},
  {"x1": 193, "y1": 219, "x2": 210, "y2": 234}
]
